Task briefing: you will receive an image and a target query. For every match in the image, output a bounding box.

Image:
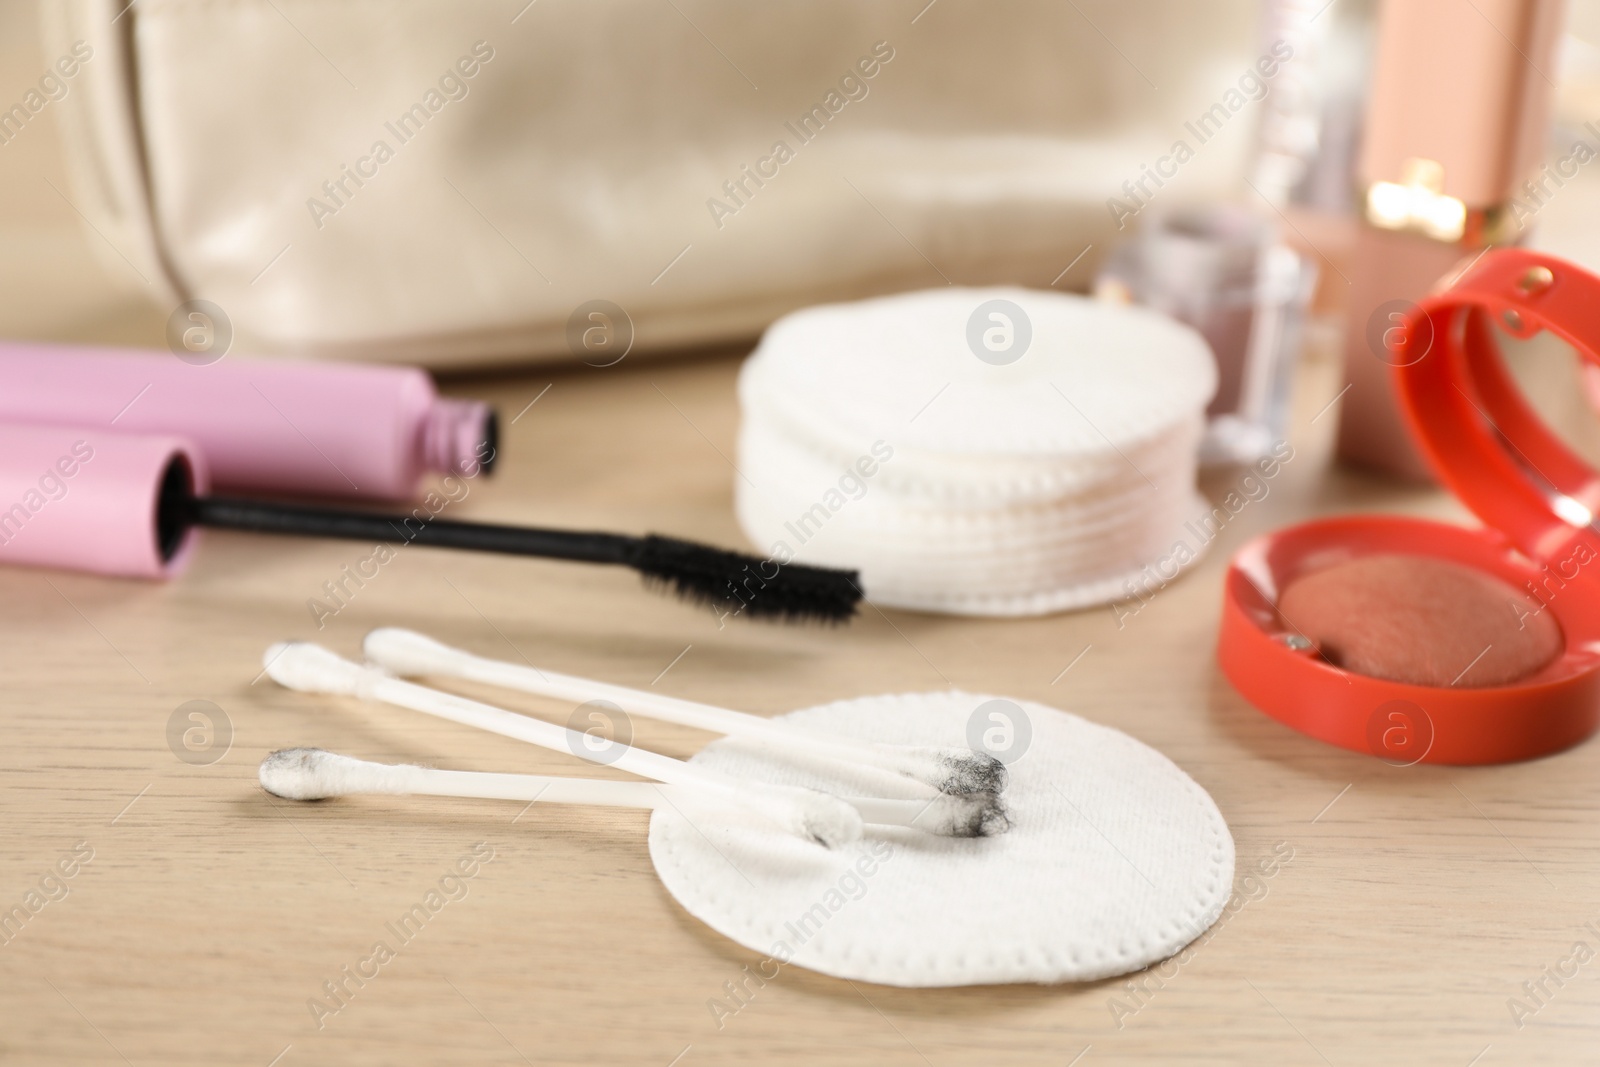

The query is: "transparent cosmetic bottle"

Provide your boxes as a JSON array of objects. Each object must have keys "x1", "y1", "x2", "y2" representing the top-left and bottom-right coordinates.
[{"x1": 1095, "y1": 204, "x2": 1316, "y2": 465}]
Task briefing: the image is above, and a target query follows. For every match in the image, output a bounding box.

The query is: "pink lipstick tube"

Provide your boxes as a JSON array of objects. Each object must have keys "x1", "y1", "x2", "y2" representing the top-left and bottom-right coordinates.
[
  {"x1": 0, "y1": 342, "x2": 496, "y2": 500},
  {"x1": 0, "y1": 422, "x2": 206, "y2": 578}
]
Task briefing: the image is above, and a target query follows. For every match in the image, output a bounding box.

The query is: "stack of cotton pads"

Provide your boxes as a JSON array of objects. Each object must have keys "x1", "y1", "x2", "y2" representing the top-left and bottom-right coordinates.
[{"x1": 735, "y1": 287, "x2": 1218, "y2": 615}]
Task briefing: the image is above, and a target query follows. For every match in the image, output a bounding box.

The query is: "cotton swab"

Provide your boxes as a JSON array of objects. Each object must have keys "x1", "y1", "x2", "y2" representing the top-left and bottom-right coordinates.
[
  {"x1": 258, "y1": 748, "x2": 860, "y2": 846},
  {"x1": 361, "y1": 628, "x2": 1009, "y2": 799},
  {"x1": 262, "y1": 747, "x2": 673, "y2": 807},
  {"x1": 263, "y1": 643, "x2": 1005, "y2": 838},
  {"x1": 261, "y1": 643, "x2": 858, "y2": 846}
]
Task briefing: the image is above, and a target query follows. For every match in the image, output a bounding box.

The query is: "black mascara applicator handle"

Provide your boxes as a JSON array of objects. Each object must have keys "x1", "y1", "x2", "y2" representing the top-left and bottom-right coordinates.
[
  {"x1": 184, "y1": 496, "x2": 638, "y2": 566},
  {"x1": 165, "y1": 481, "x2": 860, "y2": 624}
]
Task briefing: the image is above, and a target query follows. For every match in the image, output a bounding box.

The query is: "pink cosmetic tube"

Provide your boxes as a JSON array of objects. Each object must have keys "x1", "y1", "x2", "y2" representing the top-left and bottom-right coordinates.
[
  {"x1": 0, "y1": 342, "x2": 496, "y2": 500},
  {"x1": 0, "y1": 421, "x2": 206, "y2": 579}
]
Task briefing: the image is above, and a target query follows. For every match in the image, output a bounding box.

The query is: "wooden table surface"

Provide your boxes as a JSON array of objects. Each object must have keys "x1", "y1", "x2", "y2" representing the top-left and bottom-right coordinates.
[
  {"x1": 4, "y1": 323, "x2": 1600, "y2": 1067},
  {"x1": 9, "y1": 8, "x2": 1600, "y2": 1066}
]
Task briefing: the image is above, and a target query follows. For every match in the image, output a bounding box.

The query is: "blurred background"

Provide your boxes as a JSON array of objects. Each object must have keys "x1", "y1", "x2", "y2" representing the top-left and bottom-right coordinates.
[
  {"x1": 5, "y1": 0, "x2": 1265, "y2": 361},
  {"x1": 1, "y1": 0, "x2": 158, "y2": 346},
  {"x1": 9, "y1": 0, "x2": 1600, "y2": 468}
]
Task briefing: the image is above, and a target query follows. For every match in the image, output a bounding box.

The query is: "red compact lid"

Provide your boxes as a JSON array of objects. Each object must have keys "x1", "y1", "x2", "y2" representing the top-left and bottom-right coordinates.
[
  {"x1": 1218, "y1": 249, "x2": 1600, "y2": 765},
  {"x1": 1396, "y1": 248, "x2": 1600, "y2": 567}
]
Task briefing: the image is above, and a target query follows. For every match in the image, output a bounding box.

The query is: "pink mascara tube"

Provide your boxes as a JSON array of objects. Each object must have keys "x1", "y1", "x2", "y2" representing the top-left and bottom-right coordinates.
[
  {"x1": 0, "y1": 342, "x2": 496, "y2": 500},
  {"x1": 0, "y1": 422, "x2": 206, "y2": 578}
]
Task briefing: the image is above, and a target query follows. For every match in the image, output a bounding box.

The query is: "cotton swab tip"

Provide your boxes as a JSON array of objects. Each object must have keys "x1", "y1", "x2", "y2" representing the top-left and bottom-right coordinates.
[
  {"x1": 846, "y1": 791, "x2": 1011, "y2": 838},
  {"x1": 264, "y1": 641, "x2": 373, "y2": 696},
  {"x1": 259, "y1": 747, "x2": 386, "y2": 800},
  {"x1": 795, "y1": 794, "x2": 865, "y2": 850},
  {"x1": 731, "y1": 784, "x2": 863, "y2": 850},
  {"x1": 937, "y1": 792, "x2": 1012, "y2": 837},
  {"x1": 879, "y1": 747, "x2": 1008, "y2": 797}
]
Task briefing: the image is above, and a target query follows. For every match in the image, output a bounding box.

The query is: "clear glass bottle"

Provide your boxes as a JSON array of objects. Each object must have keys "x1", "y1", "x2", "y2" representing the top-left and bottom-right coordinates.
[{"x1": 1095, "y1": 203, "x2": 1317, "y2": 466}]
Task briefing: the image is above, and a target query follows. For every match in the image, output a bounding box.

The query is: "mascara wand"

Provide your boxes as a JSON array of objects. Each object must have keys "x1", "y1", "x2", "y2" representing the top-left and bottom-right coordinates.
[
  {"x1": 0, "y1": 422, "x2": 859, "y2": 623},
  {"x1": 168, "y1": 488, "x2": 860, "y2": 624}
]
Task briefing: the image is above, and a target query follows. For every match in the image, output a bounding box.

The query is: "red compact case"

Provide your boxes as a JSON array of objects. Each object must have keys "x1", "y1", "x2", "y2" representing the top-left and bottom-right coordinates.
[{"x1": 1219, "y1": 248, "x2": 1600, "y2": 764}]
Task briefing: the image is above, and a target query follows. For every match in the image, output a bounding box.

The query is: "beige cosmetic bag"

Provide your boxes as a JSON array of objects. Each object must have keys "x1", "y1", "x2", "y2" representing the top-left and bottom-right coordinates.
[{"x1": 43, "y1": 0, "x2": 1255, "y2": 368}]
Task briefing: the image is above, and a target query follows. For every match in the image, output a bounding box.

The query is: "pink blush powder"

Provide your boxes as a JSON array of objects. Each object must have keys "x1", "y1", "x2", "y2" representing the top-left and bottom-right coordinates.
[{"x1": 1277, "y1": 554, "x2": 1562, "y2": 688}]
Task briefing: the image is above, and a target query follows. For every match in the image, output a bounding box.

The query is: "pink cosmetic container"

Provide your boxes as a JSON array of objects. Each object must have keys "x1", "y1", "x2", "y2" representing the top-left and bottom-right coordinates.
[
  {"x1": 0, "y1": 422, "x2": 205, "y2": 578},
  {"x1": 0, "y1": 342, "x2": 496, "y2": 500}
]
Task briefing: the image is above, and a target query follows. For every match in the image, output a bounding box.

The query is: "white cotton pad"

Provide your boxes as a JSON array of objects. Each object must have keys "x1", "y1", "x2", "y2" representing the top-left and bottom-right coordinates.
[
  {"x1": 648, "y1": 692, "x2": 1235, "y2": 986},
  {"x1": 741, "y1": 287, "x2": 1216, "y2": 461},
  {"x1": 735, "y1": 287, "x2": 1218, "y2": 615}
]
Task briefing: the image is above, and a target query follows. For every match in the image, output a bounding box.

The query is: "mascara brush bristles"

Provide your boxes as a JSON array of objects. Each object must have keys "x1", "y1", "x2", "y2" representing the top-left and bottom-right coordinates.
[{"x1": 629, "y1": 535, "x2": 860, "y2": 623}]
